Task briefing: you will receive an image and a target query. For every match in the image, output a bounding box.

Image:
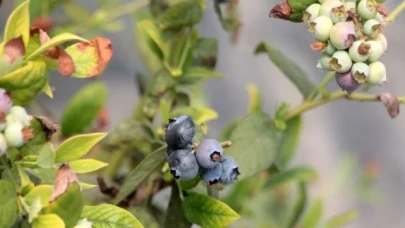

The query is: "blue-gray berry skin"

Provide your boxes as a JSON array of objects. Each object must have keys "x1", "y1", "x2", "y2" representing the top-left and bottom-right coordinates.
[
  {"x1": 165, "y1": 116, "x2": 195, "y2": 149},
  {"x1": 195, "y1": 138, "x2": 223, "y2": 169},
  {"x1": 199, "y1": 163, "x2": 222, "y2": 186},
  {"x1": 168, "y1": 149, "x2": 199, "y2": 181},
  {"x1": 219, "y1": 156, "x2": 240, "y2": 185},
  {"x1": 165, "y1": 144, "x2": 192, "y2": 162}
]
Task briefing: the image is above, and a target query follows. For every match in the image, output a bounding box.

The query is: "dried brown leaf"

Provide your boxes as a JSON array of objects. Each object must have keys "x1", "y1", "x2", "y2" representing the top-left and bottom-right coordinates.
[
  {"x1": 50, "y1": 164, "x2": 80, "y2": 202},
  {"x1": 34, "y1": 115, "x2": 59, "y2": 140},
  {"x1": 379, "y1": 93, "x2": 400, "y2": 118}
]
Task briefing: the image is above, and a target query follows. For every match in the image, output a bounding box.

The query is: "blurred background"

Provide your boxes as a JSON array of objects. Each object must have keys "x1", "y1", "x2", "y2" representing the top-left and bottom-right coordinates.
[{"x1": 1, "y1": 0, "x2": 405, "y2": 227}]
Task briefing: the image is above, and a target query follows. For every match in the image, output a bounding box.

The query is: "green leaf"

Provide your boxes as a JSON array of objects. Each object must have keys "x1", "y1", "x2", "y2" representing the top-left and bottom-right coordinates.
[
  {"x1": 54, "y1": 132, "x2": 108, "y2": 163},
  {"x1": 36, "y1": 143, "x2": 55, "y2": 168},
  {"x1": 0, "y1": 60, "x2": 46, "y2": 90},
  {"x1": 135, "y1": 19, "x2": 165, "y2": 74},
  {"x1": 254, "y1": 42, "x2": 316, "y2": 98},
  {"x1": 10, "y1": 69, "x2": 48, "y2": 106},
  {"x1": 164, "y1": 182, "x2": 192, "y2": 228},
  {"x1": 69, "y1": 159, "x2": 108, "y2": 174},
  {"x1": 183, "y1": 66, "x2": 223, "y2": 79},
  {"x1": 32, "y1": 167, "x2": 57, "y2": 184},
  {"x1": 275, "y1": 115, "x2": 302, "y2": 168},
  {"x1": 324, "y1": 210, "x2": 358, "y2": 228},
  {"x1": 302, "y1": 197, "x2": 323, "y2": 228},
  {"x1": 264, "y1": 167, "x2": 317, "y2": 189},
  {"x1": 81, "y1": 203, "x2": 144, "y2": 228},
  {"x1": 182, "y1": 192, "x2": 240, "y2": 228},
  {"x1": 32, "y1": 213, "x2": 66, "y2": 228},
  {"x1": 24, "y1": 185, "x2": 53, "y2": 206},
  {"x1": 16, "y1": 163, "x2": 34, "y2": 194},
  {"x1": 225, "y1": 111, "x2": 278, "y2": 180},
  {"x1": 113, "y1": 146, "x2": 166, "y2": 205},
  {"x1": 0, "y1": 180, "x2": 18, "y2": 228},
  {"x1": 157, "y1": 2, "x2": 203, "y2": 30},
  {"x1": 63, "y1": 3, "x2": 91, "y2": 22},
  {"x1": 164, "y1": 28, "x2": 195, "y2": 77},
  {"x1": 65, "y1": 38, "x2": 113, "y2": 78},
  {"x1": 170, "y1": 107, "x2": 218, "y2": 125},
  {"x1": 28, "y1": 197, "x2": 42, "y2": 223},
  {"x1": 287, "y1": 182, "x2": 308, "y2": 228},
  {"x1": 159, "y1": 98, "x2": 171, "y2": 124},
  {"x1": 47, "y1": 182, "x2": 84, "y2": 228},
  {"x1": 60, "y1": 81, "x2": 108, "y2": 136},
  {"x1": 193, "y1": 38, "x2": 217, "y2": 69},
  {"x1": 246, "y1": 83, "x2": 262, "y2": 113},
  {"x1": 4, "y1": 0, "x2": 30, "y2": 46}
]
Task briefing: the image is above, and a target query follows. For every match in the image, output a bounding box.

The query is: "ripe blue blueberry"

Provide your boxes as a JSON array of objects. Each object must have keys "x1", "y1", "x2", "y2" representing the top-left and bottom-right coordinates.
[
  {"x1": 218, "y1": 156, "x2": 240, "y2": 185},
  {"x1": 199, "y1": 163, "x2": 223, "y2": 186},
  {"x1": 165, "y1": 115, "x2": 195, "y2": 149},
  {"x1": 195, "y1": 138, "x2": 223, "y2": 169},
  {"x1": 168, "y1": 148, "x2": 199, "y2": 181}
]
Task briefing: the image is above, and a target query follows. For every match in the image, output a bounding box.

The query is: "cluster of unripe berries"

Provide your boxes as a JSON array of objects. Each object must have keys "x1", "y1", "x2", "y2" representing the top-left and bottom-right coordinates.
[
  {"x1": 164, "y1": 116, "x2": 240, "y2": 186},
  {"x1": 304, "y1": 0, "x2": 388, "y2": 93},
  {"x1": 0, "y1": 89, "x2": 32, "y2": 155}
]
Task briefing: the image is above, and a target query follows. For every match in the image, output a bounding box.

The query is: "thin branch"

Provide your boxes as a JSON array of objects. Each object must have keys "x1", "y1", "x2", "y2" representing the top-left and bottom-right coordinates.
[{"x1": 285, "y1": 90, "x2": 405, "y2": 120}]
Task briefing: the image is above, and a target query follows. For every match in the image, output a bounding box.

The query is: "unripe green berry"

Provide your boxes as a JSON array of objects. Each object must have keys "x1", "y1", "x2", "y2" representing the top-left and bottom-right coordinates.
[
  {"x1": 329, "y1": 22, "x2": 356, "y2": 50},
  {"x1": 375, "y1": 12, "x2": 385, "y2": 23},
  {"x1": 318, "y1": 0, "x2": 327, "y2": 3},
  {"x1": 308, "y1": 16, "x2": 334, "y2": 42},
  {"x1": 375, "y1": 33, "x2": 387, "y2": 52},
  {"x1": 351, "y1": 62, "x2": 370, "y2": 83},
  {"x1": 317, "y1": 53, "x2": 333, "y2": 70},
  {"x1": 331, "y1": 5, "x2": 348, "y2": 24},
  {"x1": 0, "y1": 133, "x2": 7, "y2": 156},
  {"x1": 9, "y1": 106, "x2": 29, "y2": 126},
  {"x1": 365, "y1": 40, "x2": 384, "y2": 62},
  {"x1": 358, "y1": 0, "x2": 377, "y2": 20},
  {"x1": 330, "y1": 51, "x2": 353, "y2": 73},
  {"x1": 345, "y1": 2, "x2": 356, "y2": 12},
  {"x1": 349, "y1": 40, "x2": 370, "y2": 62},
  {"x1": 367, "y1": 61, "x2": 386, "y2": 86},
  {"x1": 324, "y1": 41, "x2": 336, "y2": 56},
  {"x1": 319, "y1": 0, "x2": 344, "y2": 17},
  {"x1": 303, "y1": 4, "x2": 321, "y2": 27},
  {"x1": 363, "y1": 19, "x2": 381, "y2": 39},
  {"x1": 4, "y1": 122, "x2": 24, "y2": 148}
]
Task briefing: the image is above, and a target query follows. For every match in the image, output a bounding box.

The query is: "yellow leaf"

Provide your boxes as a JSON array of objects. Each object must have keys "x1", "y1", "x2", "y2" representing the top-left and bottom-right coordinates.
[
  {"x1": 42, "y1": 80, "x2": 54, "y2": 98},
  {"x1": 69, "y1": 159, "x2": 108, "y2": 174},
  {"x1": 32, "y1": 214, "x2": 66, "y2": 228},
  {"x1": 4, "y1": 0, "x2": 30, "y2": 46}
]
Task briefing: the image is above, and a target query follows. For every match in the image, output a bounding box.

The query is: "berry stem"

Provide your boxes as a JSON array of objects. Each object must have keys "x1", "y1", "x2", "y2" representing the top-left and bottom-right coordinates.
[
  {"x1": 284, "y1": 90, "x2": 405, "y2": 120},
  {"x1": 384, "y1": 0, "x2": 405, "y2": 25},
  {"x1": 207, "y1": 185, "x2": 219, "y2": 199},
  {"x1": 306, "y1": 71, "x2": 335, "y2": 101}
]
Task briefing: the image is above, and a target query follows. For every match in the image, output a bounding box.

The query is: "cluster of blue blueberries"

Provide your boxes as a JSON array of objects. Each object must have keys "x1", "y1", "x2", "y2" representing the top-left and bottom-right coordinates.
[{"x1": 164, "y1": 115, "x2": 240, "y2": 186}]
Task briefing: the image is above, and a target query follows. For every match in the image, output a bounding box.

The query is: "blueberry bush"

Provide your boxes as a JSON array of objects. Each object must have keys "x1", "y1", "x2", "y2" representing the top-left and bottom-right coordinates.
[{"x1": 0, "y1": 0, "x2": 403, "y2": 227}]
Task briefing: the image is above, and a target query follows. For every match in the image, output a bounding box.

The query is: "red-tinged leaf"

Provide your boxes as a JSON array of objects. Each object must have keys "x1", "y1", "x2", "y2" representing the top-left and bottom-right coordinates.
[
  {"x1": 3, "y1": 36, "x2": 25, "y2": 64},
  {"x1": 29, "y1": 28, "x2": 76, "y2": 76},
  {"x1": 32, "y1": 17, "x2": 54, "y2": 32},
  {"x1": 50, "y1": 163, "x2": 80, "y2": 203},
  {"x1": 65, "y1": 37, "x2": 113, "y2": 78}
]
